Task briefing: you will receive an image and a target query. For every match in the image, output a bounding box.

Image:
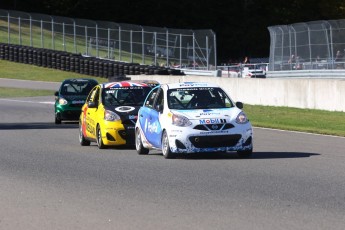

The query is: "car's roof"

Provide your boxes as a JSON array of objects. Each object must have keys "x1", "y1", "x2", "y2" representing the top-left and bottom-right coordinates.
[
  {"x1": 101, "y1": 80, "x2": 158, "y2": 89},
  {"x1": 165, "y1": 82, "x2": 221, "y2": 89}
]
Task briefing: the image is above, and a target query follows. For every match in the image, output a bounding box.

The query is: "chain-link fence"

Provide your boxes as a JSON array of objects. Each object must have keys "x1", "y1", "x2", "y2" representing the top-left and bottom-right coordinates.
[
  {"x1": 268, "y1": 19, "x2": 345, "y2": 71},
  {"x1": 0, "y1": 9, "x2": 216, "y2": 69}
]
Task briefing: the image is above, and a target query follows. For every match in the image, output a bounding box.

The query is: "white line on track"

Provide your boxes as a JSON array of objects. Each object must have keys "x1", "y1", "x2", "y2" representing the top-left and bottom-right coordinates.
[
  {"x1": 254, "y1": 126, "x2": 345, "y2": 139},
  {"x1": 0, "y1": 98, "x2": 54, "y2": 105}
]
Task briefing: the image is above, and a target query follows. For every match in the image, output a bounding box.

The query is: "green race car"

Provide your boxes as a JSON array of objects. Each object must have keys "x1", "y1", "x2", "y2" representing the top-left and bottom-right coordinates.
[{"x1": 54, "y1": 78, "x2": 98, "y2": 124}]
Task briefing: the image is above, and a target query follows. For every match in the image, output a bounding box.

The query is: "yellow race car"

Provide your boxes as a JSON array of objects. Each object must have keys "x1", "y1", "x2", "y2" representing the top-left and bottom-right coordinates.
[{"x1": 79, "y1": 80, "x2": 159, "y2": 148}]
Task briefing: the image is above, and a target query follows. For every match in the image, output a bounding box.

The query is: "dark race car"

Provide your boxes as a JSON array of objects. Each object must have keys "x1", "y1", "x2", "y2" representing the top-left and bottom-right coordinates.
[{"x1": 54, "y1": 78, "x2": 98, "y2": 124}]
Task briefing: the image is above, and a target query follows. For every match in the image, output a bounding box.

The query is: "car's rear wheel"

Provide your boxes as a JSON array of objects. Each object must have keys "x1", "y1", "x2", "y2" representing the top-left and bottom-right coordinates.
[
  {"x1": 55, "y1": 113, "x2": 61, "y2": 124},
  {"x1": 162, "y1": 130, "x2": 174, "y2": 159},
  {"x1": 237, "y1": 148, "x2": 253, "y2": 158},
  {"x1": 79, "y1": 120, "x2": 90, "y2": 146},
  {"x1": 135, "y1": 128, "x2": 149, "y2": 155},
  {"x1": 96, "y1": 125, "x2": 106, "y2": 149}
]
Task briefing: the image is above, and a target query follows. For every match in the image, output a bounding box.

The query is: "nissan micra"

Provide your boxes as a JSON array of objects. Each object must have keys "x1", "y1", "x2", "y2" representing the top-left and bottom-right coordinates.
[
  {"x1": 135, "y1": 82, "x2": 253, "y2": 158},
  {"x1": 79, "y1": 80, "x2": 159, "y2": 148}
]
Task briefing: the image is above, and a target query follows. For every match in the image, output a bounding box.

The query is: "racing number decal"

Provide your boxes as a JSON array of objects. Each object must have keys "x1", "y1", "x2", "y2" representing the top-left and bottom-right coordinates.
[{"x1": 82, "y1": 106, "x2": 88, "y2": 137}]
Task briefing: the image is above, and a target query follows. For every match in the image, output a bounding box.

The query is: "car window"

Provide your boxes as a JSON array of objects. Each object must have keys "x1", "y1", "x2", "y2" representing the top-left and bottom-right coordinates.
[
  {"x1": 167, "y1": 87, "x2": 233, "y2": 109},
  {"x1": 153, "y1": 88, "x2": 164, "y2": 111},
  {"x1": 87, "y1": 86, "x2": 99, "y2": 103},
  {"x1": 102, "y1": 86, "x2": 152, "y2": 107},
  {"x1": 145, "y1": 87, "x2": 159, "y2": 109},
  {"x1": 61, "y1": 80, "x2": 97, "y2": 95}
]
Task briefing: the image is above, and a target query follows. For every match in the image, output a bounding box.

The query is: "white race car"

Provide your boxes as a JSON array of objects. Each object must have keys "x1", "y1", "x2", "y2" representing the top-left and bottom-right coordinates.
[{"x1": 135, "y1": 82, "x2": 253, "y2": 159}]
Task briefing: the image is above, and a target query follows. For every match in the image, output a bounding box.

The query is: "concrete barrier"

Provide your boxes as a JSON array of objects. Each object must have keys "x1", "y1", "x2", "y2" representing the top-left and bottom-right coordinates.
[{"x1": 129, "y1": 75, "x2": 345, "y2": 112}]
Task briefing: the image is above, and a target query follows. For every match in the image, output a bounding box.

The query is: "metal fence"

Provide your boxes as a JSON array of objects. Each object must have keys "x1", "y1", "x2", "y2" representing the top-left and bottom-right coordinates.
[
  {"x1": 268, "y1": 19, "x2": 345, "y2": 71},
  {"x1": 0, "y1": 9, "x2": 216, "y2": 69}
]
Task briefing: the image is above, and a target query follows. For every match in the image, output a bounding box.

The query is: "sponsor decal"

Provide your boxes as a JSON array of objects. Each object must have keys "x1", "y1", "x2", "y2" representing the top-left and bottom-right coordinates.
[
  {"x1": 115, "y1": 106, "x2": 135, "y2": 112},
  {"x1": 199, "y1": 118, "x2": 226, "y2": 124},
  {"x1": 200, "y1": 130, "x2": 229, "y2": 134},
  {"x1": 129, "y1": 115, "x2": 138, "y2": 120},
  {"x1": 147, "y1": 121, "x2": 158, "y2": 133},
  {"x1": 144, "y1": 118, "x2": 159, "y2": 134}
]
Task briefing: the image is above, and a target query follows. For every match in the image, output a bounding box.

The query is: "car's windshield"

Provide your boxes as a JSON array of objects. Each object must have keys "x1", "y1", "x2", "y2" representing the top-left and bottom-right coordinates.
[
  {"x1": 61, "y1": 80, "x2": 96, "y2": 96},
  {"x1": 102, "y1": 87, "x2": 152, "y2": 106},
  {"x1": 167, "y1": 87, "x2": 234, "y2": 110}
]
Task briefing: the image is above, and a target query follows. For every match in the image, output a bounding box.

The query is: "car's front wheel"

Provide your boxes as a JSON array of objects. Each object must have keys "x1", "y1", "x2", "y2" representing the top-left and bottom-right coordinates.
[
  {"x1": 55, "y1": 113, "x2": 61, "y2": 124},
  {"x1": 135, "y1": 128, "x2": 149, "y2": 155},
  {"x1": 162, "y1": 130, "x2": 174, "y2": 159},
  {"x1": 79, "y1": 121, "x2": 90, "y2": 146},
  {"x1": 96, "y1": 125, "x2": 106, "y2": 149}
]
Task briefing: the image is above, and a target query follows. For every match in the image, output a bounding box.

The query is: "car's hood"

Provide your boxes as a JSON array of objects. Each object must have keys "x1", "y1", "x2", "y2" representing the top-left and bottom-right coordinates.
[{"x1": 173, "y1": 108, "x2": 241, "y2": 121}]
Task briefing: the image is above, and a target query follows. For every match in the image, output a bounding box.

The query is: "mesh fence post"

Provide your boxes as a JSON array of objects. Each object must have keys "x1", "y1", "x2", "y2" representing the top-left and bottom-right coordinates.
[
  {"x1": 141, "y1": 27, "x2": 145, "y2": 64},
  {"x1": 130, "y1": 30, "x2": 133, "y2": 63},
  {"x1": 41, "y1": 20, "x2": 44, "y2": 48},
  {"x1": 8, "y1": 13, "x2": 10, "y2": 44},
  {"x1": 51, "y1": 18, "x2": 54, "y2": 50},
  {"x1": 73, "y1": 20, "x2": 76, "y2": 53},
  {"x1": 206, "y1": 36, "x2": 209, "y2": 70},
  {"x1": 166, "y1": 29, "x2": 169, "y2": 66},
  {"x1": 29, "y1": 16, "x2": 33, "y2": 47},
  {"x1": 107, "y1": 28, "x2": 110, "y2": 59},
  {"x1": 119, "y1": 26, "x2": 121, "y2": 61},
  {"x1": 18, "y1": 17, "x2": 21, "y2": 45}
]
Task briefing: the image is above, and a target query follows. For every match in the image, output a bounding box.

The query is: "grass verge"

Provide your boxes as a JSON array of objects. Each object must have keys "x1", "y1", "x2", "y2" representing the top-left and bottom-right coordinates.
[
  {"x1": 0, "y1": 60, "x2": 107, "y2": 83},
  {"x1": 244, "y1": 105, "x2": 345, "y2": 137},
  {"x1": 0, "y1": 87, "x2": 55, "y2": 98}
]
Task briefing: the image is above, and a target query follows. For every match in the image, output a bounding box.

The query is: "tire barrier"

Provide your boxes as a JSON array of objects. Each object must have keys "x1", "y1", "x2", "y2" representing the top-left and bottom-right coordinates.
[{"x1": 0, "y1": 43, "x2": 185, "y2": 78}]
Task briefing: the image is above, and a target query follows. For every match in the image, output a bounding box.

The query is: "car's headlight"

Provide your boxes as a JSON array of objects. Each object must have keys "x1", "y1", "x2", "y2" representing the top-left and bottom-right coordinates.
[
  {"x1": 236, "y1": 111, "x2": 249, "y2": 124},
  {"x1": 58, "y1": 98, "x2": 68, "y2": 105},
  {"x1": 172, "y1": 113, "x2": 192, "y2": 127},
  {"x1": 104, "y1": 110, "x2": 121, "y2": 121}
]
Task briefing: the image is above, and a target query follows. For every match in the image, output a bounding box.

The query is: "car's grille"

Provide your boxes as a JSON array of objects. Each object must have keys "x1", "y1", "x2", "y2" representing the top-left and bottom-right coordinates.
[
  {"x1": 194, "y1": 123, "x2": 234, "y2": 131},
  {"x1": 122, "y1": 119, "x2": 136, "y2": 125},
  {"x1": 118, "y1": 124, "x2": 136, "y2": 145},
  {"x1": 69, "y1": 104, "x2": 83, "y2": 108},
  {"x1": 189, "y1": 134, "x2": 241, "y2": 148}
]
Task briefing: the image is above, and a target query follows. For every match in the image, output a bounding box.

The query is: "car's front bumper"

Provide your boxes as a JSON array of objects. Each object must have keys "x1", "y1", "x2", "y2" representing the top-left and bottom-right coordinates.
[
  {"x1": 100, "y1": 122, "x2": 136, "y2": 146},
  {"x1": 167, "y1": 123, "x2": 253, "y2": 153}
]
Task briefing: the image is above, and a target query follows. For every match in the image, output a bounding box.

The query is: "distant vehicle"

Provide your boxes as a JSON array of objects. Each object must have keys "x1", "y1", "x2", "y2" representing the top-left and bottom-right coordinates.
[
  {"x1": 220, "y1": 64, "x2": 267, "y2": 78},
  {"x1": 79, "y1": 80, "x2": 159, "y2": 148},
  {"x1": 241, "y1": 64, "x2": 267, "y2": 78},
  {"x1": 135, "y1": 82, "x2": 253, "y2": 159},
  {"x1": 54, "y1": 78, "x2": 98, "y2": 124}
]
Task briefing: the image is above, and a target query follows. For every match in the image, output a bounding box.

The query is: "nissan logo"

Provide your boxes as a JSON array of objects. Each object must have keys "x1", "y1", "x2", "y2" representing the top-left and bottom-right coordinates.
[
  {"x1": 212, "y1": 124, "x2": 218, "y2": 130},
  {"x1": 195, "y1": 137, "x2": 199, "y2": 142}
]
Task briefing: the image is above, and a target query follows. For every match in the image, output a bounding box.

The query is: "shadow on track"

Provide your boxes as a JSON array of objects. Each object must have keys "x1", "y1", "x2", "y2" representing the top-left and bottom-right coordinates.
[
  {"x1": 0, "y1": 122, "x2": 78, "y2": 130},
  {"x1": 145, "y1": 151, "x2": 320, "y2": 160}
]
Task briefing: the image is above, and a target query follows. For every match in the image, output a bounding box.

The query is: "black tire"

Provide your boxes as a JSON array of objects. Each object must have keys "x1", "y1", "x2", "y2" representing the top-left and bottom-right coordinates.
[
  {"x1": 162, "y1": 130, "x2": 174, "y2": 159},
  {"x1": 237, "y1": 148, "x2": 253, "y2": 158},
  {"x1": 79, "y1": 121, "x2": 90, "y2": 146},
  {"x1": 55, "y1": 114, "x2": 61, "y2": 124},
  {"x1": 96, "y1": 125, "x2": 106, "y2": 149},
  {"x1": 135, "y1": 128, "x2": 149, "y2": 155}
]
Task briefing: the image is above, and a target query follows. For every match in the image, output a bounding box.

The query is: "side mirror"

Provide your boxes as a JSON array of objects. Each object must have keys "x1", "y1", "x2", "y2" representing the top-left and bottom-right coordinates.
[
  {"x1": 235, "y1": 101, "x2": 243, "y2": 109},
  {"x1": 54, "y1": 91, "x2": 59, "y2": 96},
  {"x1": 88, "y1": 101, "x2": 97, "y2": 108}
]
